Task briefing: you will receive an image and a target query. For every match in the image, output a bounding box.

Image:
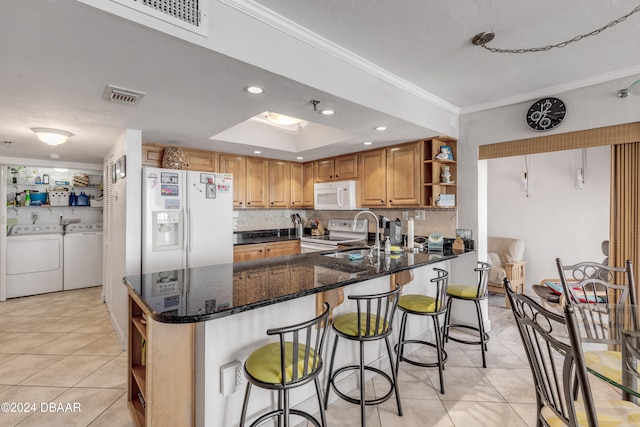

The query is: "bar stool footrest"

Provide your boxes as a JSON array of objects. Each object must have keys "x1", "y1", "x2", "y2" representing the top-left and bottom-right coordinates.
[
  {"x1": 446, "y1": 324, "x2": 490, "y2": 346},
  {"x1": 396, "y1": 340, "x2": 448, "y2": 368},
  {"x1": 247, "y1": 408, "x2": 322, "y2": 427},
  {"x1": 329, "y1": 365, "x2": 394, "y2": 406}
]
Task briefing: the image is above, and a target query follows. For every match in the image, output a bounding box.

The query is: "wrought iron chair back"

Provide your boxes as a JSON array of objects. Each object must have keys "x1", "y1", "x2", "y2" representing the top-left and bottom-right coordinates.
[
  {"x1": 556, "y1": 259, "x2": 636, "y2": 344},
  {"x1": 505, "y1": 280, "x2": 598, "y2": 427}
]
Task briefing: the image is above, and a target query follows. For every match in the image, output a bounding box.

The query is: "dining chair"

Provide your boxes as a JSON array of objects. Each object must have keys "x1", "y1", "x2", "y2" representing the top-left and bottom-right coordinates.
[
  {"x1": 505, "y1": 279, "x2": 640, "y2": 426},
  {"x1": 240, "y1": 303, "x2": 330, "y2": 427},
  {"x1": 556, "y1": 258, "x2": 637, "y2": 398}
]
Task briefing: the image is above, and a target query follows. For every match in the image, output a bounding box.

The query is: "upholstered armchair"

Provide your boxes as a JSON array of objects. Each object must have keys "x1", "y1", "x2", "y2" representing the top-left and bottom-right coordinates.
[{"x1": 487, "y1": 237, "x2": 526, "y2": 307}]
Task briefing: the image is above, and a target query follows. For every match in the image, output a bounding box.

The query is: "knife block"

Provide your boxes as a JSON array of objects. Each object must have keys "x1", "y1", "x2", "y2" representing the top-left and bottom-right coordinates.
[{"x1": 311, "y1": 222, "x2": 325, "y2": 236}]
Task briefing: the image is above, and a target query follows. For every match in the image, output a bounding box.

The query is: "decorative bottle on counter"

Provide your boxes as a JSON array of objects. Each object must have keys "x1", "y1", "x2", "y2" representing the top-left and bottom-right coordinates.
[
  {"x1": 42, "y1": 174, "x2": 49, "y2": 185},
  {"x1": 24, "y1": 190, "x2": 31, "y2": 206}
]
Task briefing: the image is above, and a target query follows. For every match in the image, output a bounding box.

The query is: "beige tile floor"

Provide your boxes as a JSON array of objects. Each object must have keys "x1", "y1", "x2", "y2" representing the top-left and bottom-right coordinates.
[{"x1": 0, "y1": 287, "x2": 621, "y2": 427}]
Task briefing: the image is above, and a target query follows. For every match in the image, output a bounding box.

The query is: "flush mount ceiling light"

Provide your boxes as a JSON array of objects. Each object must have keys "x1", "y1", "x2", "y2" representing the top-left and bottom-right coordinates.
[
  {"x1": 265, "y1": 112, "x2": 303, "y2": 126},
  {"x1": 618, "y1": 79, "x2": 640, "y2": 98},
  {"x1": 472, "y1": 5, "x2": 640, "y2": 53},
  {"x1": 245, "y1": 85, "x2": 264, "y2": 94},
  {"x1": 321, "y1": 109, "x2": 335, "y2": 115},
  {"x1": 374, "y1": 126, "x2": 387, "y2": 131},
  {"x1": 32, "y1": 128, "x2": 72, "y2": 146}
]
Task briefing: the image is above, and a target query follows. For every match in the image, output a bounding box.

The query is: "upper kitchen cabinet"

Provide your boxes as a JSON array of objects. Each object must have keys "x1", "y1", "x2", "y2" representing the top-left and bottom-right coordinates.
[
  {"x1": 423, "y1": 137, "x2": 457, "y2": 208},
  {"x1": 302, "y1": 162, "x2": 314, "y2": 208},
  {"x1": 183, "y1": 149, "x2": 217, "y2": 172},
  {"x1": 358, "y1": 148, "x2": 387, "y2": 207},
  {"x1": 290, "y1": 162, "x2": 304, "y2": 207},
  {"x1": 386, "y1": 142, "x2": 421, "y2": 207},
  {"x1": 141, "y1": 144, "x2": 216, "y2": 171},
  {"x1": 245, "y1": 157, "x2": 269, "y2": 208},
  {"x1": 142, "y1": 144, "x2": 165, "y2": 167},
  {"x1": 314, "y1": 154, "x2": 358, "y2": 182},
  {"x1": 219, "y1": 154, "x2": 246, "y2": 207},
  {"x1": 268, "y1": 160, "x2": 290, "y2": 208},
  {"x1": 358, "y1": 142, "x2": 421, "y2": 208}
]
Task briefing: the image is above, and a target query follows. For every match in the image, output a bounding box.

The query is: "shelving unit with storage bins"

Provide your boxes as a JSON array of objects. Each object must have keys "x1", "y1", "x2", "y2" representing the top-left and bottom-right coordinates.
[
  {"x1": 127, "y1": 290, "x2": 196, "y2": 427},
  {"x1": 423, "y1": 137, "x2": 457, "y2": 208}
]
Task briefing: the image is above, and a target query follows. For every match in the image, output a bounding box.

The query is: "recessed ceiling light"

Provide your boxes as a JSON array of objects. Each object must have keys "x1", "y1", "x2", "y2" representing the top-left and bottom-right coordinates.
[
  {"x1": 363, "y1": 141, "x2": 373, "y2": 146},
  {"x1": 253, "y1": 150, "x2": 262, "y2": 154},
  {"x1": 245, "y1": 86, "x2": 264, "y2": 94},
  {"x1": 321, "y1": 109, "x2": 334, "y2": 115},
  {"x1": 374, "y1": 126, "x2": 387, "y2": 131},
  {"x1": 296, "y1": 156, "x2": 304, "y2": 160}
]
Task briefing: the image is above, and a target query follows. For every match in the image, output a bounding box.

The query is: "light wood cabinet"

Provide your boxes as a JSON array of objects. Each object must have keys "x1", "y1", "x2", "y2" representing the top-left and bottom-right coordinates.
[
  {"x1": 269, "y1": 160, "x2": 290, "y2": 208},
  {"x1": 290, "y1": 162, "x2": 304, "y2": 207},
  {"x1": 358, "y1": 148, "x2": 387, "y2": 207},
  {"x1": 314, "y1": 154, "x2": 358, "y2": 182},
  {"x1": 246, "y1": 157, "x2": 269, "y2": 208},
  {"x1": 233, "y1": 244, "x2": 265, "y2": 262},
  {"x1": 183, "y1": 149, "x2": 216, "y2": 172},
  {"x1": 358, "y1": 143, "x2": 420, "y2": 207},
  {"x1": 142, "y1": 145, "x2": 165, "y2": 167},
  {"x1": 265, "y1": 240, "x2": 300, "y2": 258},
  {"x1": 302, "y1": 162, "x2": 314, "y2": 207},
  {"x1": 233, "y1": 240, "x2": 300, "y2": 262},
  {"x1": 219, "y1": 154, "x2": 246, "y2": 207},
  {"x1": 423, "y1": 137, "x2": 457, "y2": 208},
  {"x1": 386, "y1": 142, "x2": 421, "y2": 207},
  {"x1": 128, "y1": 292, "x2": 195, "y2": 427}
]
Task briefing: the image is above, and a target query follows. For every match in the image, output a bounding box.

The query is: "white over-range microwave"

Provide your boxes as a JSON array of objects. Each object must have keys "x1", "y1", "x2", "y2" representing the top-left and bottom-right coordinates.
[{"x1": 313, "y1": 180, "x2": 358, "y2": 210}]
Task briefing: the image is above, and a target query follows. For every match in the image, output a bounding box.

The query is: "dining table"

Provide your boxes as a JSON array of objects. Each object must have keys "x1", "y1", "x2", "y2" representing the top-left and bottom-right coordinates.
[{"x1": 573, "y1": 303, "x2": 640, "y2": 402}]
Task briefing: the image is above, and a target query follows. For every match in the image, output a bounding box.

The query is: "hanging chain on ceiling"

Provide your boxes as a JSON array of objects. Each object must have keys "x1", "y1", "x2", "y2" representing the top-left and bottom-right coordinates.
[{"x1": 476, "y1": 5, "x2": 640, "y2": 53}]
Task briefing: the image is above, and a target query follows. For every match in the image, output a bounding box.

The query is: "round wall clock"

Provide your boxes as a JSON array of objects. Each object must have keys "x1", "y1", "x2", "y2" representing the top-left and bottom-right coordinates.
[{"x1": 526, "y1": 97, "x2": 566, "y2": 131}]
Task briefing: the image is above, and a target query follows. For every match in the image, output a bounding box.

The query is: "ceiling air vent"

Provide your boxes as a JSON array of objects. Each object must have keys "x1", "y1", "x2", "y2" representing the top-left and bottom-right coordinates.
[
  {"x1": 102, "y1": 85, "x2": 146, "y2": 106},
  {"x1": 141, "y1": 0, "x2": 201, "y2": 27}
]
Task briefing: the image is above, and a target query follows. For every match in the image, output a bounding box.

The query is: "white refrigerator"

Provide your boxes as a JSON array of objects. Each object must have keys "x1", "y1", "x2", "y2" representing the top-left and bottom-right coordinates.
[{"x1": 142, "y1": 167, "x2": 233, "y2": 274}]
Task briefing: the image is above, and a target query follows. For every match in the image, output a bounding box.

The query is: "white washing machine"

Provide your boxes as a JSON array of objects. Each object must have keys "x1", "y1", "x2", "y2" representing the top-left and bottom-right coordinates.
[
  {"x1": 64, "y1": 222, "x2": 103, "y2": 290},
  {"x1": 6, "y1": 224, "x2": 64, "y2": 298}
]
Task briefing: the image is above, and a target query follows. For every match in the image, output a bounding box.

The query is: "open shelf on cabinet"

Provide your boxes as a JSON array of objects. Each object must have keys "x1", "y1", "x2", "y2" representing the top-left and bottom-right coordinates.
[{"x1": 422, "y1": 137, "x2": 457, "y2": 208}]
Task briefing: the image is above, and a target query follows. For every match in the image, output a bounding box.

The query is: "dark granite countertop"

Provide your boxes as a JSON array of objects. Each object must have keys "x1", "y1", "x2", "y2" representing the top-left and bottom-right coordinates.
[
  {"x1": 124, "y1": 247, "x2": 473, "y2": 324},
  {"x1": 233, "y1": 228, "x2": 303, "y2": 245}
]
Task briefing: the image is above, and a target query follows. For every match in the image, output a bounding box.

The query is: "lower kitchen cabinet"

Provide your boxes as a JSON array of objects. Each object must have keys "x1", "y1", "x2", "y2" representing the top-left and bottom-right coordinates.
[
  {"x1": 233, "y1": 240, "x2": 300, "y2": 262},
  {"x1": 127, "y1": 292, "x2": 195, "y2": 427}
]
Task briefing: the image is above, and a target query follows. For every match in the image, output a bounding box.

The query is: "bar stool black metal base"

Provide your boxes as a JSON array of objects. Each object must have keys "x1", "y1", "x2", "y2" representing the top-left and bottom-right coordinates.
[
  {"x1": 445, "y1": 324, "x2": 490, "y2": 347},
  {"x1": 328, "y1": 365, "x2": 395, "y2": 406},
  {"x1": 396, "y1": 339, "x2": 448, "y2": 368},
  {"x1": 246, "y1": 408, "x2": 322, "y2": 427}
]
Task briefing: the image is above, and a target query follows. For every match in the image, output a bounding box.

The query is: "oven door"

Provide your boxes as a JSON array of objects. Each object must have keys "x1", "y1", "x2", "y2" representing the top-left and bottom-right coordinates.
[{"x1": 300, "y1": 241, "x2": 336, "y2": 253}]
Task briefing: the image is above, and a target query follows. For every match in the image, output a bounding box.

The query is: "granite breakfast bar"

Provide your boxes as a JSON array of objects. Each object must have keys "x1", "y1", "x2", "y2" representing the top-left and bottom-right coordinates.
[{"x1": 124, "y1": 247, "x2": 477, "y2": 427}]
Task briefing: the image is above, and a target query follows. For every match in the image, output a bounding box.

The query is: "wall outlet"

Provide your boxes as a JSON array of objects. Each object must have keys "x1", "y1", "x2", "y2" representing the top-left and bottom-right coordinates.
[
  {"x1": 415, "y1": 210, "x2": 426, "y2": 221},
  {"x1": 31, "y1": 212, "x2": 39, "y2": 222},
  {"x1": 220, "y1": 360, "x2": 242, "y2": 396},
  {"x1": 284, "y1": 209, "x2": 290, "y2": 218},
  {"x1": 401, "y1": 211, "x2": 408, "y2": 220}
]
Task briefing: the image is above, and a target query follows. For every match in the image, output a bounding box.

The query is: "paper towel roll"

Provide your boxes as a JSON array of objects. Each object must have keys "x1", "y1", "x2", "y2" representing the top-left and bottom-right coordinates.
[{"x1": 407, "y1": 218, "x2": 414, "y2": 249}]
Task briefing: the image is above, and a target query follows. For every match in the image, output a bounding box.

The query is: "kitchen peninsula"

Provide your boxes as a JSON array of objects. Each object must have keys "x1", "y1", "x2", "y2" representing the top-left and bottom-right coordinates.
[{"x1": 124, "y1": 247, "x2": 475, "y2": 427}]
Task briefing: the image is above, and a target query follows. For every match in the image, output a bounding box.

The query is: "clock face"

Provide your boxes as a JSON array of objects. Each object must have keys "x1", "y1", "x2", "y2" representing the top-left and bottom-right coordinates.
[{"x1": 526, "y1": 97, "x2": 566, "y2": 131}]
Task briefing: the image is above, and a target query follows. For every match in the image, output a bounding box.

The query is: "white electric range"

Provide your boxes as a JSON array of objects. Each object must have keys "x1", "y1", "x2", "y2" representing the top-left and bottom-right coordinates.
[{"x1": 300, "y1": 218, "x2": 369, "y2": 253}]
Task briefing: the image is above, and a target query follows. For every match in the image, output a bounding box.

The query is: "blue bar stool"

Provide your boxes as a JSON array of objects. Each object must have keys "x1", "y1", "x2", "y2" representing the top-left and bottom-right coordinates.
[
  {"x1": 323, "y1": 285, "x2": 402, "y2": 427},
  {"x1": 395, "y1": 268, "x2": 449, "y2": 394},
  {"x1": 443, "y1": 262, "x2": 491, "y2": 368},
  {"x1": 240, "y1": 303, "x2": 330, "y2": 427}
]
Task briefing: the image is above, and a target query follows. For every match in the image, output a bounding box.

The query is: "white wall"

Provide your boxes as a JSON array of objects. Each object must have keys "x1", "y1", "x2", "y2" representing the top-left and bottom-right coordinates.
[
  {"x1": 458, "y1": 74, "x2": 640, "y2": 277},
  {"x1": 487, "y1": 147, "x2": 610, "y2": 290},
  {"x1": 104, "y1": 129, "x2": 142, "y2": 348}
]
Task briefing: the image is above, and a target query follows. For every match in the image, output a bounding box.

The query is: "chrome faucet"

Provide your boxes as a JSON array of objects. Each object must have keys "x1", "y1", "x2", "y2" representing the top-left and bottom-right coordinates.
[{"x1": 352, "y1": 210, "x2": 380, "y2": 258}]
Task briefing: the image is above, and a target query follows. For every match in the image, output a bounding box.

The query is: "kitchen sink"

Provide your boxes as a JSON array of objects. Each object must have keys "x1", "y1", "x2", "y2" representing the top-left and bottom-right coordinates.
[{"x1": 322, "y1": 249, "x2": 371, "y2": 259}]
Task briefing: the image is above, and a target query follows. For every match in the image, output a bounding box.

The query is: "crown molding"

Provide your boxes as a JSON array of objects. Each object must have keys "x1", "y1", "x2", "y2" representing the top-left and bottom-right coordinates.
[
  {"x1": 219, "y1": 0, "x2": 460, "y2": 115},
  {"x1": 461, "y1": 64, "x2": 640, "y2": 115}
]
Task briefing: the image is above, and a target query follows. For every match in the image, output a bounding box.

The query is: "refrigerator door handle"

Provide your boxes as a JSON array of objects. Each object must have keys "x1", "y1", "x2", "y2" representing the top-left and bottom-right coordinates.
[{"x1": 184, "y1": 208, "x2": 190, "y2": 267}]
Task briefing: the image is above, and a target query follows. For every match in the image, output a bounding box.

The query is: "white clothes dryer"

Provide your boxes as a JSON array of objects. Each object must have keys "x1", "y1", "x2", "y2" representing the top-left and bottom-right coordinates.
[
  {"x1": 6, "y1": 224, "x2": 64, "y2": 298},
  {"x1": 63, "y1": 222, "x2": 103, "y2": 290}
]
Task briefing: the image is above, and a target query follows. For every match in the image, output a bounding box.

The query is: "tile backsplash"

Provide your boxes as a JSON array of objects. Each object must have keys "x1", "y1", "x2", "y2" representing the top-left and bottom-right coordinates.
[{"x1": 234, "y1": 208, "x2": 457, "y2": 238}]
